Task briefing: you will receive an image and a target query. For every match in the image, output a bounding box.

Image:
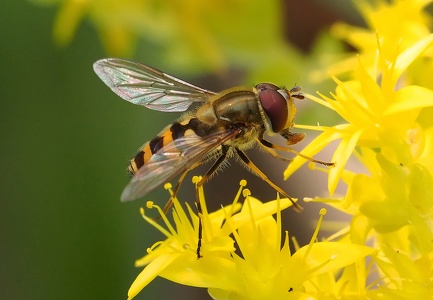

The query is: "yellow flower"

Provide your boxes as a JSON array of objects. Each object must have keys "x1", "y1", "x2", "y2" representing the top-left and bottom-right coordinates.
[
  {"x1": 212, "y1": 204, "x2": 374, "y2": 299},
  {"x1": 127, "y1": 179, "x2": 296, "y2": 299},
  {"x1": 42, "y1": 0, "x2": 143, "y2": 56},
  {"x1": 127, "y1": 179, "x2": 375, "y2": 299},
  {"x1": 33, "y1": 0, "x2": 296, "y2": 72},
  {"x1": 328, "y1": 0, "x2": 433, "y2": 78},
  {"x1": 287, "y1": 4, "x2": 433, "y2": 297},
  {"x1": 127, "y1": 180, "x2": 237, "y2": 299},
  {"x1": 372, "y1": 231, "x2": 433, "y2": 299},
  {"x1": 285, "y1": 33, "x2": 433, "y2": 195}
]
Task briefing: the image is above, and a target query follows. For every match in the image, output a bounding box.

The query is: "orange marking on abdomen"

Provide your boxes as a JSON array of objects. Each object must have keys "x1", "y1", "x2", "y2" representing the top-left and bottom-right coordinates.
[
  {"x1": 127, "y1": 128, "x2": 176, "y2": 176},
  {"x1": 127, "y1": 119, "x2": 197, "y2": 176}
]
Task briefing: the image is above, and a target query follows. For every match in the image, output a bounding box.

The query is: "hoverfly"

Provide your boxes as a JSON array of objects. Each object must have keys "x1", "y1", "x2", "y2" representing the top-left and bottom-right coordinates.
[{"x1": 93, "y1": 58, "x2": 333, "y2": 257}]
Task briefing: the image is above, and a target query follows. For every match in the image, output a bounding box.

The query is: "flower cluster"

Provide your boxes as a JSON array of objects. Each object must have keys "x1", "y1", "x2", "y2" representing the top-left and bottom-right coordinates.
[
  {"x1": 128, "y1": 179, "x2": 374, "y2": 299},
  {"x1": 285, "y1": 0, "x2": 433, "y2": 298}
]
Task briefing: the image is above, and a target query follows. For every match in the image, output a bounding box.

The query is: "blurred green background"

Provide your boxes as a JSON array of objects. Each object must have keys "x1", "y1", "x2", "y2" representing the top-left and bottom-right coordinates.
[{"x1": 0, "y1": 0, "x2": 361, "y2": 299}]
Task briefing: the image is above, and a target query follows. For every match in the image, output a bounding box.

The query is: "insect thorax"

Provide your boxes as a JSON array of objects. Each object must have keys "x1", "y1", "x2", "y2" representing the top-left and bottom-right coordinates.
[{"x1": 196, "y1": 87, "x2": 263, "y2": 126}]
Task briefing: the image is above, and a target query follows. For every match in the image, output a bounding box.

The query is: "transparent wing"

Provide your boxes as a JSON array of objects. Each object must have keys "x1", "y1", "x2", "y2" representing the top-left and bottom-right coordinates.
[
  {"x1": 121, "y1": 128, "x2": 240, "y2": 201},
  {"x1": 93, "y1": 58, "x2": 216, "y2": 112}
]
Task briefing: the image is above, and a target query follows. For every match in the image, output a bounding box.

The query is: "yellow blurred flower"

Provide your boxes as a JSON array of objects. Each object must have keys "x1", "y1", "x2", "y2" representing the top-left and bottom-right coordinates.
[
  {"x1": 33, "y1": 0, "x2": 298, "y2": 73},
  {"x1": 328, "y1": 0, "x2": 433, "y2": 78}
]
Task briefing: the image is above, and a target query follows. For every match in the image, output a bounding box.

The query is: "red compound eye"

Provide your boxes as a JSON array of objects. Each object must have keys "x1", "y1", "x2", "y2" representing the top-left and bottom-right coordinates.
[{"x1": 256, "y1": 83, "x2": 288, "y2": 133}]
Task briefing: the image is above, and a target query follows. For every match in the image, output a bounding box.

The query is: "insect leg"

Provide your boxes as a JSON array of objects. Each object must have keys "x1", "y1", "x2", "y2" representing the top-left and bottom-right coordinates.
[
  {"x1": 235, "y1": 148, "x2": 302, "y2": 211},
  {"x1": 257, "y1": 143, "x2": 292, "y2": 163},
  {"x1": 259, "y1": 138, "x2": 335, "y2": 167},
  {"x1": 162, "y1": 151, "x2": 224, "y2": 216},
  {"x1": 196, "y1": 145, "x2": 230, "y2": 259},
  {"x1": 196, "y1": 145, "x2": 229, "y2": 188},
  {"x1": 161, "y1": 162, "x2": 201, "y2": 215}
]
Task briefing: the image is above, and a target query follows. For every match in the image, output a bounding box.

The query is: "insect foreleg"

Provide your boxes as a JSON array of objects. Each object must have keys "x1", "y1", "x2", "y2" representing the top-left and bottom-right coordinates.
[
  {"x1": 256, "y1": 139, "x2": 292, "y2": 163},
  {"x1": 259, "y1": 138, "x2": 335, "y2": 167}
]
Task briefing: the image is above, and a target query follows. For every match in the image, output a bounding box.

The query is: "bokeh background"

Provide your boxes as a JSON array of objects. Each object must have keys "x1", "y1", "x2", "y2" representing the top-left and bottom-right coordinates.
[{"x1": 1, "y1": 0, "x2": 363, "y2": 299}]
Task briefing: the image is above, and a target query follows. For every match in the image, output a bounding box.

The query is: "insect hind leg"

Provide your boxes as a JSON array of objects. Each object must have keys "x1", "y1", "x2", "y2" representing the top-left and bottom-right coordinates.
[
  {"x1": 195, "y1": 145, "x2": 230, "y2": 259},
  {"x1": 195, "y1": 145, "x2": 230, "y2": 189},
  {"x1": 235, "y1": 148, "x2": 302, "y2": 211},
  {"x1": 157, "y1": 147, "x2": 229, "y2": 258},
  {"x1": 161, "y1": 168, "x2": 192, "y2": 215},
  {"x1": 161, "y1": 148, "x2": 226, "y2": 216}
]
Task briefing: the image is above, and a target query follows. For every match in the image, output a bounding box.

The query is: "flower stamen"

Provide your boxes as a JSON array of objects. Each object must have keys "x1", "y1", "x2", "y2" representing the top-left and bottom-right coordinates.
[
  {"x1": 147, "y1": 241, "x2": 164, "y2": 253},
  {"x1": 304, "y1": 208, "x2": 327, "y2": 260},
  {"x1": 227, "y1": 180, "x2": 247, "y2": 217},
  {"x1": 139, "y1": 207, "x2": 172, "y2": 238}
]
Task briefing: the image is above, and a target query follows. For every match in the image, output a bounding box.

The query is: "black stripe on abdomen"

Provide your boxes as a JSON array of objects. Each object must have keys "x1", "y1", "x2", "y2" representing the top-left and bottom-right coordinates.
[{"x1": 128, "y1": 118, "x2": 209, "y2": 176}]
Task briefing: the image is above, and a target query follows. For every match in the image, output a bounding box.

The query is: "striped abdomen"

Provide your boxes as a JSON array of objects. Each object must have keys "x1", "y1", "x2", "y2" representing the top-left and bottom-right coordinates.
[{"x1": 128, "y1": 117, "x2": 214, "y2": 176}]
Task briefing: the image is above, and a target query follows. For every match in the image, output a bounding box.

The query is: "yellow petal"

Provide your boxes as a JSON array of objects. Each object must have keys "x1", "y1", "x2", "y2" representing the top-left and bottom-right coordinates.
[
  {"x1": 393, "y1": 33, "x2": 433, "y2": 84},
  {"x1": 284, "y1": 129, "x2": 342, "y2": 180},
  {"x1": 328, "y1": 128, "x2": 363, "y2": 194},
  {"x1": 384, "y1": 85, "x2": 433, "y2": 116},
  {"x1": 128, "y1": 253, "x2": 181, "y2": 299}
]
